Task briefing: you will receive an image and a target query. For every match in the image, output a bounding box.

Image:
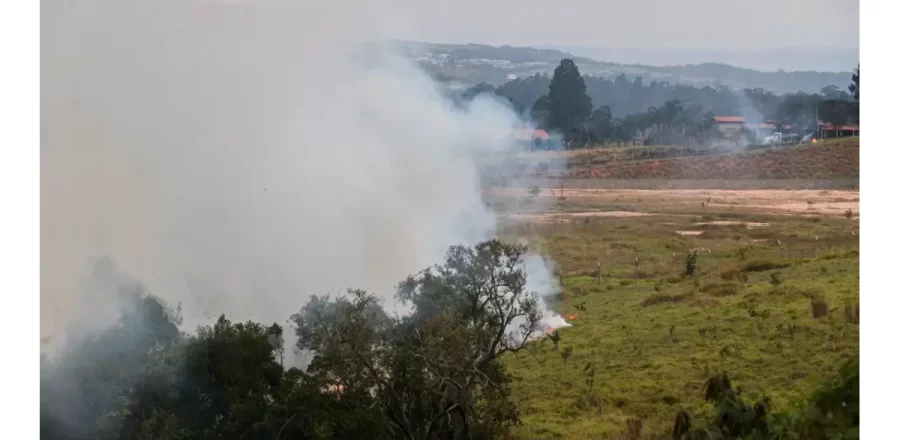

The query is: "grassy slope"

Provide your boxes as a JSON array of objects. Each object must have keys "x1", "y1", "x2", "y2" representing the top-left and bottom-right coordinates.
[
  {"x1": 499, "y1": 210, "x2": 859, "y2": 439},
  {"x1": 571, "y1": 138, "x2": 859, "y2": 180}
]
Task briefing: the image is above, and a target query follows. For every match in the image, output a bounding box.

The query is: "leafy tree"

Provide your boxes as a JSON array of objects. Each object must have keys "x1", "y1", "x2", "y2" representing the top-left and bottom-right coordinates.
[
  {"x1": 455, "y1": 82, "x2": 525, "y2": 116},
  {"x1": 547, "y1": 59, "x2": 592, "y2": 143},
  {"x1": 40, "y1": 285, "x2": 386, "y2": 440},
  {"x1": 292, "y1": 240, "x2": 543, "y2": 439},
  {"x1": 587, "y1": 105, "x2": 613, "y2": 144},
  {"x1": 496, "y1": 73, "x2": 551, "y2": 112},
  {"x1": 849, "y1": 64, "x2": 859, "y2": 100},
  {"x1": 174, "y1": 316, "x2": 285, "y2": 438},
  {"x1": 820, "y1": 99, "x2": 859, "y2": 128},
  {"x1": 530, "y1": 94, "x2": 551, "y2": 128}
]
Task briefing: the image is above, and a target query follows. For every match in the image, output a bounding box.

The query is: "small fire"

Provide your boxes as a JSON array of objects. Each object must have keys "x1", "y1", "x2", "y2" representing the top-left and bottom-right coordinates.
[{"x1": 563, "y1": 313, "x2": 578, "y2": 321}]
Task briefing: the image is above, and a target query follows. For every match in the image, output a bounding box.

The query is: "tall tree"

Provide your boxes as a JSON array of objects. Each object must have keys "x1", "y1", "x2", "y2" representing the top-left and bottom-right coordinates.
[
  {"x1": 849, "y1": 64, "x2": 859, "y2": 100},
  {"x1": 292, "y1": 240, "x2": 542, "y2": 440},
  {"x1": 547, "y1": 59, "x2": 592, "y2": 142}
]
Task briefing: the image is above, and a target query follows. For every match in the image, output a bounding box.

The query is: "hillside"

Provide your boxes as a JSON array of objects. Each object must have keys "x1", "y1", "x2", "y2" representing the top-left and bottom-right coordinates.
[
  {"x1": 565, "y1": 139, "x2": 860, "y2": 180},
  {"x1": 388, "y1": 41, "x2": 854, "y2": 93}
]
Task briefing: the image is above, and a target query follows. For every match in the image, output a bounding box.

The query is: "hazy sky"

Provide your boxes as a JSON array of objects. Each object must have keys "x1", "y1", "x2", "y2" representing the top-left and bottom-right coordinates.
[{"x1": 393, "y1": 0, "x2": 859, "y2": 51}]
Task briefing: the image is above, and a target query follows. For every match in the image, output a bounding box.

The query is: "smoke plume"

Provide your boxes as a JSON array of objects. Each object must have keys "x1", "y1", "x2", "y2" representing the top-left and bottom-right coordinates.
[{"x1": 41, "y1": 1, "x2": 566, "y2": 357}]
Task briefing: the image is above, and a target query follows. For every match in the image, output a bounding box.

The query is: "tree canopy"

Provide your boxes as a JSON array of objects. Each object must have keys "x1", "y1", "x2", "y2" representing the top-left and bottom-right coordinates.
[
  {"x1": 40, "y1": 240, "x2": 859, "y2": 439},
  {"x1": 41, "y1": 241, "x2": 545, "y2": 440},
  {"x1": 546, "y1": 59, "x2": 593, "y2": 142}
]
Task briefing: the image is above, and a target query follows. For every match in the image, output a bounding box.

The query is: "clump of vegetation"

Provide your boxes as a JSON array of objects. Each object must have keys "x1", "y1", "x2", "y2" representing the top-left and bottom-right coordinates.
[
  {"x1": 528, "y1": 185, "x2": 541, "y2": 197},
  {"x1": 743, "y1": 259, "x2": 791, "y2": 273},
  {"x1": 769, "y1": 271, "x2": 784, "y2": 287},
  {"x1": 675, "y1": 358, "x2": 858, "y2": 439},
  {"x1": 720, "y1": 267, "x2": 750, "y2": 283},
  {"x1": 684, "y1": 250, "x2": 698, "y2": 276},
  {"x1": 700, "y1": 282, "x2": 741, "y2": 297},
  {"x1": 641, "y1": 292, "x2": 693, "y2": 307},
  {"x1": 560, "y1": 346, "x2": 573, "y2": 371},
  {"x1": 844, "y1": 300, "x2": 860, "y2": 324},
  {"x1": 624, "y1": 417, "x2": 643, "y2": 439},
  {"x1": 672, "y1": 410, "x2": 692, "y2": 439},
  {"x1": 810, "y1": 294, "x2": 830, "y2": 318},
  {"x1": 549, "y1": 329, "x2": 561, "y2": 350}
]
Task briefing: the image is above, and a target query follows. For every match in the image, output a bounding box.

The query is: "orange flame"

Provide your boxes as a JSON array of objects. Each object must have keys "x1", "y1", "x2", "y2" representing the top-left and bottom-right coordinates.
[{"x1": 563, "y1": 313, "x2": 578, "y2": 320}]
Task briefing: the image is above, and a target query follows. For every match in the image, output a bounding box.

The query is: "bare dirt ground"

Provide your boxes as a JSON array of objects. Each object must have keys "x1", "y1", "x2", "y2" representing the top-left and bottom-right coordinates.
[{"x1": 488, "y1": 187, "x2": 860, "y2": 219}]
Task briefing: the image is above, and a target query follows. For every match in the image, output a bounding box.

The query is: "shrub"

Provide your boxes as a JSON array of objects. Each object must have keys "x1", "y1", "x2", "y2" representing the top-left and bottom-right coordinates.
[
  {"x1": 699, "y1": 282, "x2": 741, "y2": 297},
  {"x1": 843, "y1": 300, "x2": 859, "y2": 324},
  {"x1": 641, "y1": 292, "x2": 692, "y2": 307},
  {"x1": 742, "y1": 260, "x2": 791, "y2": 272},
  {"x1": 720, "y1": 268, "x2": 749, "y2": 283},
  {"x1": 769, "y1": 272, "x2": 784, "y2": 287},
  {"x1": 625, "y1": 417, "x2": 643, "y2": 440},
  {"x1": 560, "y1": 347, "x2": 573, "y2": 371},
  {"x1": 810, "y1": 295, "x2": 829, "y2": 319},
  {"x1": 684, "y1": 251, "x2": 698, "y2": 276}
]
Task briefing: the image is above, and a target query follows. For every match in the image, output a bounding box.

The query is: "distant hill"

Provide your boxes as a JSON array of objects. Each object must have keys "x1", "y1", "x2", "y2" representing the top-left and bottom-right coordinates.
[
  {"x1": 387, "y1": 41, "x2": 854, "y2": 94},
  {"x1": 545, "y1": 45, "x2": 859, "y2": 73}
]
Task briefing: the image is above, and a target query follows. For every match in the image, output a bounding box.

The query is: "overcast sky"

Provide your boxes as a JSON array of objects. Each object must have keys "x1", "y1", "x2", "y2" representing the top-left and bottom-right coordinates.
[{"x1": 392, "y1": 0, "x2": 859, "y2": 51}]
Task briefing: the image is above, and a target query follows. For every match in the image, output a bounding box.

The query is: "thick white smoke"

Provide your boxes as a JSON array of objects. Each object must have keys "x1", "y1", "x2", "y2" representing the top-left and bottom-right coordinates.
[{"x1": 41, "y1": 0, "x2": 566, "y2": 355}]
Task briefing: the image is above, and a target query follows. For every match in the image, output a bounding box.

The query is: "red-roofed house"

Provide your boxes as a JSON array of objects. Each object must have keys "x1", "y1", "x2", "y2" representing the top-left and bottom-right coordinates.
[
  {"x1": 818, "y1": 122, "x2": 859, "y2": 138},
  {"x1": 713, "y1": 116, "x2": 746, "y2": 124},
  {"x1": 712, "y1": 116, "x2": 745, "y2": 139}
]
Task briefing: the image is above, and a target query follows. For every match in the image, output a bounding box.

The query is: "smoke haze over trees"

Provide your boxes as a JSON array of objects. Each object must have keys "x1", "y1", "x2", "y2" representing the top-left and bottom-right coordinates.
[
  {"x1": 41, "y1": 241, "x2": 859, "y2": 440},
  {"x1": 455, "y1": 59, "x2": 859, "y2": 148},
  {"x1": 397, "y1": 41, "x2": 855, "y2": 93}
]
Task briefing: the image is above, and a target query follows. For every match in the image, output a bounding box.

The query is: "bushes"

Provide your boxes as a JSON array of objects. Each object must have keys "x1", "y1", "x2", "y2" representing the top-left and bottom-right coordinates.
[
  {"x1": 684, "y1": 250, "x2": 699, "y2": 276},
  {"x1": 699, "y1": 282, "x2": 741, "y2": 297},
  {"x1": 720, "y1": 267, "x2": 749, "y2": 283},
  {"x1": 810, "y1": 295, "x2": 829, "y2": 319},
  {"x1": 641, "y1": 292, "x2": 693, "y2": 307},
  {"x1": 674, "y1": 358, "x2": 859, "y2": 439},
  {"x1": 742, "y1": 259, "x2": 791, "y2": 273},
  {"x1": 844, "y1": 300, "x2": 860, "y2": 324}
]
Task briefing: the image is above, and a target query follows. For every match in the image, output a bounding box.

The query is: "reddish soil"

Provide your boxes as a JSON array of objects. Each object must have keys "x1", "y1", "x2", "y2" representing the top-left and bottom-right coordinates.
[{"x1": 570, "y1": 139, "x2": 859, "y2": 180}]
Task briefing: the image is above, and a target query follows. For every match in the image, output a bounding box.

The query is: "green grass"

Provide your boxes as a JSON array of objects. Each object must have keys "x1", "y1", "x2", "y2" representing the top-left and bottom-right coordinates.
[{"x1": 498, "y1": 206, "x2": 859, "y2": 439}]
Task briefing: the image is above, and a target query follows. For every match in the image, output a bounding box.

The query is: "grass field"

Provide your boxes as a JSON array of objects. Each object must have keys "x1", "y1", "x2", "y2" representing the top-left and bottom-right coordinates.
[{"x1": 491, "y1": 189, "x2": 860, "y2": 439}]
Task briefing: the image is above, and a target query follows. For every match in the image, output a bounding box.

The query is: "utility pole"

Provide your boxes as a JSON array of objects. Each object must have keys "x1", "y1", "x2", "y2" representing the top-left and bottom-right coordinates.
[{"x1": 815, "y1": 105, "x2": 819, "y2": 140}]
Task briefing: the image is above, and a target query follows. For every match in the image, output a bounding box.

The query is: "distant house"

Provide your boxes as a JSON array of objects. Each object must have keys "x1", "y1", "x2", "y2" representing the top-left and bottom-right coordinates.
[
  {"x1": 745, "y1": 121, "x2": 777, "y2": 142},
  {"x1": 712, "y1": 116, "x2": 745, "y2": 137},
  {"x1": 512, "y1": 125, "x2": 556, "y2": 150},
  {"x1": 818, "y1": 122, "x2": 859, "y2": 138}
]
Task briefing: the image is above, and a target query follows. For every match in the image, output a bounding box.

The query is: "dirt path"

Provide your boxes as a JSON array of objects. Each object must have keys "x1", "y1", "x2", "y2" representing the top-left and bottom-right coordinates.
[{"x1": 488, "y1": 188, "x2": 859, "y2": 217}]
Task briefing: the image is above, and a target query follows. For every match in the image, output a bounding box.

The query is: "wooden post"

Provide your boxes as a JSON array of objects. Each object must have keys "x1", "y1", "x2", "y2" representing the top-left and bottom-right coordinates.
[{"x1": 815, "y1": 235, "x2": 819, "y2": 259}]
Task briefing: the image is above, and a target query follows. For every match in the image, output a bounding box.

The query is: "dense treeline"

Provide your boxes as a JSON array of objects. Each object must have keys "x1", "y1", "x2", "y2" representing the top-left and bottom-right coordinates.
[
  {"x1": 455, "y1": 60, "x2": 859, "y2": 148},
  {"x1": 41, "y1": 241, "x2": 858, "y2": 439}
]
